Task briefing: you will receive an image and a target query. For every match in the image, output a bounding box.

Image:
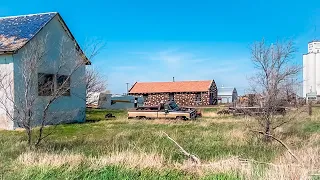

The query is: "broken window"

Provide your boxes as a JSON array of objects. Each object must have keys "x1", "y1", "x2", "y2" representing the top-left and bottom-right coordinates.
[
  {"x1": 57, "y1": 75, "x2": 71, "y2": 96},
  {"x1": 38, "y1": 73, "x2": 71, "y2": 96},
  {"x1": 38, "y1": 73, "x2": 54, "y2": 96}
]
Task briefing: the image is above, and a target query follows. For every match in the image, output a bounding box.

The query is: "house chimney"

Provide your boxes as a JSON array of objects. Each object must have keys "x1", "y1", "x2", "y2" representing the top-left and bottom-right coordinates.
[{"x1": 173, "y1": 77, "x2": 175, "y2": 82}]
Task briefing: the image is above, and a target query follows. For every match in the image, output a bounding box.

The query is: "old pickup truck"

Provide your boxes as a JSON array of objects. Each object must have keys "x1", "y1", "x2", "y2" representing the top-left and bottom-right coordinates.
[{"x1": 128, "y1": 101, "x2": 198, "y2": 120}]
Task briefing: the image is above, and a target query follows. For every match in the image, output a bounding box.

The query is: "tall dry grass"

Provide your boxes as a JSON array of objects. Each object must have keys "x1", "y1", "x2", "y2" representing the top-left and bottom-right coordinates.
[{"x1": 17, "y1": 150, "x2": 166, "y2": 170}]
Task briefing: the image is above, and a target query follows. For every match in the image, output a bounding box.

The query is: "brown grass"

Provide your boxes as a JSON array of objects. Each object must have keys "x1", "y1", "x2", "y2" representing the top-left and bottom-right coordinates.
[
  {"x1": 226, "y1": 129, "x2": 248, "y2": 145},
  {"x1": 16, "y1": 147, "x2": 320, "y2": 179},
  {"x1": 17, "y1": 151, "x2": 84, "y2": 168},
  {"x1": 178, "y1": 157, "x2": 252, "y2": 177},
  {"x1": 17, "y1": 151, "x2": 166, "y2": 170},
  {"x1": 264, "y1": 146, "x2": 320, "y2": 180},
  {"x1": 202, "y1": 112, "x2": 219, "y2": 117},
  {"x1": 89, "y1": 151, "x2": 165, "y2": 169}
]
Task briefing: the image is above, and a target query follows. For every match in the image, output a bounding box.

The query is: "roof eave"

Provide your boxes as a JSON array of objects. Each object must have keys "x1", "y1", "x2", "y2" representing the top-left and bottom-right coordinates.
[
  {"x1": 0, "y1": 51, "x2": 15, "y2": 55},
  {"x1": 55, "y1": 13, "x2": 91, "y2": 65}
]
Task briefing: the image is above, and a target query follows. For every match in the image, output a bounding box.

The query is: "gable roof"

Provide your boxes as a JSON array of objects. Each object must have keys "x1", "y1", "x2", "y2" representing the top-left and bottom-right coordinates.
[
  {"x1": 0, "y1": 12, "x2": 57, "y2": 53},
  {"x1": 0, "y1": 12, "x2": 90, "y2": 64},
  {"x1": 129, "y1": 80, "x2": 213, "y2": 94},
  {"x1": 218, "y1": 87, "x2": 237, "y2": 96}
]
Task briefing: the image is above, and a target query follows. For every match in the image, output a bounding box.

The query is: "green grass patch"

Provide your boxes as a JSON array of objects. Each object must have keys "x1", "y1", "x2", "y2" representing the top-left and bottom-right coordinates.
[
  {"x1": 1, "y1": 108, "x2": 318, "y2": 179},
  {"x1": 303, "y1": 121, "x2": 320, "y2": 133},
  {"x1": 201, "y1": 108, "x2": 221, "y2": 113},
  {"x1": 86, "y1": 109, "x2": 127, "y2": 121},
  {"x1": 4, "y1": 165, "x2": 243, "y2": 180}
]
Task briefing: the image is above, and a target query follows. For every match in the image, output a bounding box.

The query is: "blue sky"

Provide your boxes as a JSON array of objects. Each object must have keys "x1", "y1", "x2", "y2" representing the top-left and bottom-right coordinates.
[{"x1": 1, "y1": 0, "x2": 320, "y2": 94}]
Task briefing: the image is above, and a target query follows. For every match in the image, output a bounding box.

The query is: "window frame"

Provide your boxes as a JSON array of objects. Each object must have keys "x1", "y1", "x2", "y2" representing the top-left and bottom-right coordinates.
[
  {"x1": 56, "y1": 74, "x2": 71, "y2": 96},
  {"x1": 38, "y1": 73, "x2": 54, "y2": 96},
  {"x1": 195, "y1": 92, "x2": 202, "y2": 102},
  {"x1": 38, "y1": 73, "x2": 71, "y2": 97}
]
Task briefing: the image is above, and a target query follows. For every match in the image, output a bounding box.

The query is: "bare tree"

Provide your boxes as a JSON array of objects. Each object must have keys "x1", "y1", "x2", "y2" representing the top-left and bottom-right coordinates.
[
  {"x1": 250, "y1": 39, "x2": 301, "y2": 141},
  {"x1": 86, "y1": 67, "x2": 107, "y2": 100},
  {"x1": 82, "y1": 37, "x2": 107, "y2": 103},
  {"x1": 0, "y1": 34, "x2": 89, "y2": 147}
]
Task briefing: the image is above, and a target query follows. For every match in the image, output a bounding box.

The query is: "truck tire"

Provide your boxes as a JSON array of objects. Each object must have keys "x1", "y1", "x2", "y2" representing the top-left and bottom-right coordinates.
[
  {"x1": 136, "y1": 116, "x2": 146, "y2": 120},
  {"x1": 176, "y1": 116, "x2": 187, "y2": 120}
]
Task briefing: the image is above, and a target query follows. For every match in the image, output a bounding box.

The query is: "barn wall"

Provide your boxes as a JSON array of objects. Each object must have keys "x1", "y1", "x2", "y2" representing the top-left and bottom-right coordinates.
[
  {"x1": 132, "y1": 92, "x2": 210, "y2": 106},
  {"x1": 143, "y1": 93, "x2": 169, "y2": 106},
  {"x1": 209, "y1": 80, "x2": 218, "y2": 105},
  {"x1": 12, "y1": 16, "x2": 86, "y2": 128}
]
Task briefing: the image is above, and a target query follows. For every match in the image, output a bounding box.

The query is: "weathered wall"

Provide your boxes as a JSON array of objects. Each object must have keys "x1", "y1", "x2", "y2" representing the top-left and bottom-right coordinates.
[
  {"x1": 0, "y1": 55, "x2": 14, "y2": 130},
  {"x1": 133, "y1": 92, "x2": 210, "y2": 106},
  {"x1": 12, "y1": 15, "x2": 86, "y2": 129},
  {"x1": 0, "y1": 55, "x2": 15, "y2": 129},
  {"x1": 143, "y1": 93, "x2": 169, "y2": 106},
  {"x1": 209, "y1": 80, "x2": 218, "y2": 105}
]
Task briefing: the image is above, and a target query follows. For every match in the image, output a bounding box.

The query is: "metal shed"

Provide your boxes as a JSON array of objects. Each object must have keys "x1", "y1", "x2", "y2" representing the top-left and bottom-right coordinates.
[{"x1": 217, "y1": 87, "x2": 238, "y2": 104}]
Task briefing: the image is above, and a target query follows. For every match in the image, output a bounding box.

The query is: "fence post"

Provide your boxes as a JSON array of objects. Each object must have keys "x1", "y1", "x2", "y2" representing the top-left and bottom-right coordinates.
[{"x1": 308, "y1": 101, "x2": 312, "y2": 116}]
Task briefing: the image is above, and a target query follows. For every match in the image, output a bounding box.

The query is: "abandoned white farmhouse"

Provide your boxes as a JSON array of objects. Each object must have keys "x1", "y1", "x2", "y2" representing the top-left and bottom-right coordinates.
[{"x1": 0, "y1": 12, "x2": 89, "y2": 130}]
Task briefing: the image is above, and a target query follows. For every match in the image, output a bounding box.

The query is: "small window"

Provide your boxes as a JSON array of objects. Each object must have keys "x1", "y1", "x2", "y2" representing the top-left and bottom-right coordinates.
[
  {"x1": 143, "y1": 94, "x2": 148, "y2": 100},
  {"x1": 38, "y1": 73, "x2": 54, "y2": 96},
  {"x1": 57, "y1": 75, "x2": 71, "y2": 96},
  {"x1": 195, "y1": 93, "x2": 202, "y2": 102}
]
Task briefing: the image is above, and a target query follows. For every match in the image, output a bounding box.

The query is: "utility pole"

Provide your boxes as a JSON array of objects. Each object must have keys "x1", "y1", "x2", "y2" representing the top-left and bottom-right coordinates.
[{"x1": 126, "y1": 83, "x2": 129, "y2": 95}]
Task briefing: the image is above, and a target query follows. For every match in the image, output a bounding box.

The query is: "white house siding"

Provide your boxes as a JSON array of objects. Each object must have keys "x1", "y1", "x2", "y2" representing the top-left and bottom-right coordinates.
[
  {"x1": 0, "y1": 55, "x2": 14, "y2": 130},
  {"x1": 12, "y1": 16, "x2": 86, "y2": 129}
]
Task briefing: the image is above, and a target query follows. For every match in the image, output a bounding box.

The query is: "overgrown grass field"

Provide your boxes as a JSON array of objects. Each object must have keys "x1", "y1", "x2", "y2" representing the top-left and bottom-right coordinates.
[{"x1": 0, "y1": 108, "x2": 319, "y2": 179}]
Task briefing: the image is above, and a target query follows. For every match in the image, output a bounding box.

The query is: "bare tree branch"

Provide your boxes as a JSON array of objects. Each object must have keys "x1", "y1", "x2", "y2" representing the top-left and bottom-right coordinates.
[
  {"x1": 162, "y1": 132, "x2": 201, "y2": 164},
  {"x1": 251, "y1": 130, "x2": 300, "y2": 162}
]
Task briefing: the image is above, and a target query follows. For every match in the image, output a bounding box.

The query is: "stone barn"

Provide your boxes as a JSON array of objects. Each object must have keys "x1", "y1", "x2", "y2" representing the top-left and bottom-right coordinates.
[{"x1": 128, "y1": 80, "x2": 218, "y2": 106}]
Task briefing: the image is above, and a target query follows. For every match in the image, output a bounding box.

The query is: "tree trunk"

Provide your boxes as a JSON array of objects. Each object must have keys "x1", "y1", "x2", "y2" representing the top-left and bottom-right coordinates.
[
  {"x1": 264, "y1": 120, "x2": 271, "y2": 142},
  {"x1": 26, "y1": 128, "x2": 32, "y2": 148}
]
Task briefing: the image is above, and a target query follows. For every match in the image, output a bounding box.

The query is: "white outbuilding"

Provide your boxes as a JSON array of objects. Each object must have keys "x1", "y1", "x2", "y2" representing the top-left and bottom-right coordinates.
[{"x1": 217, "y1": 87, "x2": 238, "y2": 104}]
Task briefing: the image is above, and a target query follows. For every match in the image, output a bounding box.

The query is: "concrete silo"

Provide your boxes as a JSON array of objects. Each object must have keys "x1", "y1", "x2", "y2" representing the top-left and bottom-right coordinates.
[{"x1": 303, "y1": 41, "x2": 320, "y2": 97}]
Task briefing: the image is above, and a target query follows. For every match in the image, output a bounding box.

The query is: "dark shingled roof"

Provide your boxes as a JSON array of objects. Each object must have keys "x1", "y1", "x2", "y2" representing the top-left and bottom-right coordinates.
[{"x1": 0, "y1": 12, "x2": 57, "y2": 52}]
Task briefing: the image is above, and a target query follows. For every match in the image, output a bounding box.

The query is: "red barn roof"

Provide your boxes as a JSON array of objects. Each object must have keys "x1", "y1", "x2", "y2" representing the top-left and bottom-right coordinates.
[{"x1": 129, "y1": 80, "x2": 214, "y2": 94}]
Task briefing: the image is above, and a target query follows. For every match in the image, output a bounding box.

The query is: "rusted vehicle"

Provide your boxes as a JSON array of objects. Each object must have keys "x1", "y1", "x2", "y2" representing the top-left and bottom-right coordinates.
[{"x1": 128, "y1": 101, "x2": 198, "y2": 120}]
